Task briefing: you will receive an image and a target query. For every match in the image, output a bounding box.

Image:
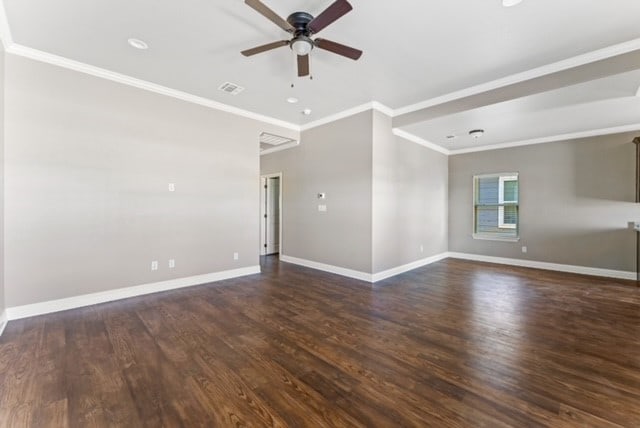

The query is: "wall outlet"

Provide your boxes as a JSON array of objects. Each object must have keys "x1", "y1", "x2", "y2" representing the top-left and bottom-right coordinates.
[
  {"x1": 168, "y1": 259, "x2": 175, "y2": 269},
  {"x1": 168, "y1": 183, "x2": 175, "y2": 192},
  {"x1": 233, "y1": 252, "x2": 239, "y2": 260},
  {"x1": 521, "y1": 246, "x2": 528, "y2": 253},
  {"x1": 318, "y1": 204, "x2": 327, "y2": 212},
  {"x1": 151, "y1": 260, "x2": 159, "y2": 271}
]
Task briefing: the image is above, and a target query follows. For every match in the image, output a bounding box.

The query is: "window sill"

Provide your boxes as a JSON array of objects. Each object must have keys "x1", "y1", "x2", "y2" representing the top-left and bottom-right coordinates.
[{"x1": 472, "y1": 234, "x2": 520, "y2": 243}]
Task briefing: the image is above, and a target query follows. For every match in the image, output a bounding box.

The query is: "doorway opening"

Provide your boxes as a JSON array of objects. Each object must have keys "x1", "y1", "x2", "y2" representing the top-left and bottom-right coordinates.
[{"x1": 260, "y1": 173, "x2": 282, "y2": 256}]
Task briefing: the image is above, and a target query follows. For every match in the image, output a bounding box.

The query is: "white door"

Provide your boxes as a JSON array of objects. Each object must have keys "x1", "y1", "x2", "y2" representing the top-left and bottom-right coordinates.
[
  {"x1": 260, "y1": 176, "x2": 281, "y2": 255},
  {"x1": 266, "y1": 177, "x2": 280, "y2": 254}
]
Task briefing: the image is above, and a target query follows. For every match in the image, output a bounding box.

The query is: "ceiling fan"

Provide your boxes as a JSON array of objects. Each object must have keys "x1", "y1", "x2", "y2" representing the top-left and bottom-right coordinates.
[{"x1": 241, "y1": 0, "x2": 363, "y2": 77}]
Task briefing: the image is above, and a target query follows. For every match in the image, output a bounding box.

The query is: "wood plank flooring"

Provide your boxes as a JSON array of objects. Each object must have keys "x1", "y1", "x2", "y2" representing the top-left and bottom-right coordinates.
[{"x1": 1, "y1": 257, "x2": 639, "y2": 427}]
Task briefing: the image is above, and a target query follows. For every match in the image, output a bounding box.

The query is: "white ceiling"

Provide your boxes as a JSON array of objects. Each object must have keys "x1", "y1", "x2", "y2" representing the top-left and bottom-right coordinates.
[{"x1": 3, "y1": 0, "x2": 640, "y2": 149}]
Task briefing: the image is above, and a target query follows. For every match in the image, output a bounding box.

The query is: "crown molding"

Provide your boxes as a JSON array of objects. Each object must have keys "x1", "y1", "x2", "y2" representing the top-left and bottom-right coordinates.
[
  {"x1": 0, "y1": 0, "x2": 13, "y2": 50},
  {"x1": 2, "y1": 0, "x2": 639, "y2": 152},
  {"x1": 299, "y1": 102, "x2": 377, "y2": 131},
  {"x1": 391, "y1": 128, "x2": 451, "y2": 155},
  {"x1": 448, "y1": 123, "x2": 640, "y2": 155},
  {"x1": 299, "y1": 101, "x2": 396, "y2": 132},
  {"x1": 6, "y1": 43, "x2": 300, "y2": 131},
  {"x1": 393, "y1": 37, "x2": 640, "y2": 117}
]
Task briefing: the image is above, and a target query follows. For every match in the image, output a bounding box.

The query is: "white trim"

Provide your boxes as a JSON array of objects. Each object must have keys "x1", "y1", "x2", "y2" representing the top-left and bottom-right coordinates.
[
  {"x1": 1, "y1": 6, "x2": 638, "y2": 155},
  {"x1": 394, "y1": 38, "x2": 640, "y2": 117},
  {"x1": 472, "y1": 234, "x2": 520, "y2": 242},
  {"x1": 298, "y1": 101, "x2": 395, "y2": 131},
  {"x1": 281, "y1": 253, "x2": 450, "y2": 283},
  {"x1": 260, "y1": 172, "x2": 283, "y2": 256},
  {"x1": 280, "y1": 255, "x2": 373, "y2": 282},
  {"x1": 0, "y1": 310, "x2": 7, "y2": 337},
  {"x1": 392, "y1": 128, "x2": 451, "y2": 155},
  {"x1": 6, "y1": 266, "x2": 261, "y2": 320},
  {"x1": 0, "y1": 0, "x2": 12, "y2": 50},
  {"x1": 6, "y1": 44, "x2": 299, "y2": 131},
  {"x1": 371, "y1": 253, "x2": 449, "y2": 282},
  {"x1": 260, "y1": 140, "x2": 299, "y2": 155},
  {"x1": 371, "y1": 101, "x2": 395, "y2": 117},
  {"x1": 449, "y1": 124, "x2": 640, "y2": 155},
  {"x1": 446, "y1": 252, "x2": 636, "y2": 281},
  {"x1": 299, "y1": 102, "x2": 377, "y2": 131}
]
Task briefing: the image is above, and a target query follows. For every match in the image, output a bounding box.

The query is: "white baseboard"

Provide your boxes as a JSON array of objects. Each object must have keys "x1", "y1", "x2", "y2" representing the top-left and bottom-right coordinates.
[
  {"x1": 372, "y1": 253, "x2": 449, "y2": 282},
  {"x1": 0, "y1": 310, "x2": 7, "y2": 337},
  {"x1": 280, "y1": 253, "x2": 450, "y2": 283},
  {"x1": 447, "y1": 252, "x2": 636, "y2": 280},
  {"x1": 280, "y1": 255, "x2": 373, "y2": 282},
  {"x1": 6, "y1": 265, "x2": 261, "y2": 321}
]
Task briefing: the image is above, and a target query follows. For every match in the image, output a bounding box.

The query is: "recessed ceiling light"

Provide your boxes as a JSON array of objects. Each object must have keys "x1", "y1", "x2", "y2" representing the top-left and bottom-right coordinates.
[
  {"x1": 502, "y1": 0, "x2": 523, "y2": 7},
  {"x1": 287, "y1": 97, "x2": 299, "y2": 104},
  {"x1": 128, "y1": 38, "x2": 149, "y2": 50},
  {"x1": 469, "y1": 129, "x2": 485, "y2": 139},
  {"x1": 302, "y1": 108, "x2": 312, "y2": 116}
]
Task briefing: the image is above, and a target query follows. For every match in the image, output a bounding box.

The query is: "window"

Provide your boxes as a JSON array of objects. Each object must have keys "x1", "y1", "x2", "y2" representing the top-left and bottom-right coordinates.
[{"x1": 473, "y1": 173, "x2": 519, "y2": 240}]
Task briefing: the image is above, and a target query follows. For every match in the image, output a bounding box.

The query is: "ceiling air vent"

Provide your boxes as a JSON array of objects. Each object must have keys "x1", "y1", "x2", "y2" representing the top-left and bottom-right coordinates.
[
  {"x1": 260, "y1": 132, "x2": 297, "y2": 152},
  {"x1": 218, "y1": 82, "x2": 245, "y2": 95}
]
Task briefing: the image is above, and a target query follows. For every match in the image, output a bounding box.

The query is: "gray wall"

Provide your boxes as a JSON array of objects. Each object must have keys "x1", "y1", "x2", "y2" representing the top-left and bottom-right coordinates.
[
  {"x1": 261, "y1": 111, "x2": 373, "y2": 273},
  {"x1": 4, "y1": 55, "x2": 295, "y2": 307},
  {"x1": 372, "y1": 111, "x2": 448, "y2": 273},
  {"x1": 449, "y1": 133, "x2": 638, "y2": 271},
  {"x1": 0, "y1": 42, "x2": 5, "y2": 314}
]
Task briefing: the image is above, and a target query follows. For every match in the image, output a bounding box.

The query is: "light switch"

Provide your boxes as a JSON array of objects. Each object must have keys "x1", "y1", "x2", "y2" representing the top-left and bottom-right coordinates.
[{"x1": 168, "y1": 183, "x2": 175, "y2": 192}]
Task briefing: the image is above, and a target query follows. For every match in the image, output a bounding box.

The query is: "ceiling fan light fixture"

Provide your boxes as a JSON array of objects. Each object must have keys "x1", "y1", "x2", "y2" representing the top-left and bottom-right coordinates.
[{"x1": 291, "y1": 37, "x2": 314, "y2": 56}]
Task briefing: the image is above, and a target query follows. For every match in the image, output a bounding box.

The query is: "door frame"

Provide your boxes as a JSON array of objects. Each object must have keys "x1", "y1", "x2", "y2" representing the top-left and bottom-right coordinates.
[{"x1": 260, "y1": 172, "x2": 283, "y2": 256}]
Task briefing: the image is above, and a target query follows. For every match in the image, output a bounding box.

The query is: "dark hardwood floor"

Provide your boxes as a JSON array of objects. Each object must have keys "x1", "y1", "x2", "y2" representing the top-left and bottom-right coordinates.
[{"x1": 1, "y1": 257, "x2": 639, "y2": 427}]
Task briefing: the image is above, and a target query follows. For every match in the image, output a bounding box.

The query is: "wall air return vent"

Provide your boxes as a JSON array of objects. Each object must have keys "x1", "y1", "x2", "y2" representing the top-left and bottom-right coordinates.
[{"x1": 218, "y1": 82, "x2": 245, "y2": 95}]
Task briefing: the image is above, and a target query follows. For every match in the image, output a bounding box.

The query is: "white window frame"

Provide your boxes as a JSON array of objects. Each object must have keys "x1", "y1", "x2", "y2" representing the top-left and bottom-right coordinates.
[
  {"x1": 498, "y1": 175, "x2": 518, "y2": 229},
  {"x1": 472, "y1": 172, "x2": 519, "y2": 242}
]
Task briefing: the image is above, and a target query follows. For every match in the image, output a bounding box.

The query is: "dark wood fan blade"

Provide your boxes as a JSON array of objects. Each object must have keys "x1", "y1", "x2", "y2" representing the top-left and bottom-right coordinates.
[
  {"x1": 297, "y1": 55, "x2": 310, "y2": 77},
  {"x1": 308, "y1": 0, "x2": 353, "y2": 34},
  {"x1": 314, "y1": 39, "x2": 362, "y2": 60},
  {"x1": 245, "y1": 0, "x2": 294, "y2": 32},
  {"x1": 241, "y1": 40, "x2": 289, "y2": 57}
]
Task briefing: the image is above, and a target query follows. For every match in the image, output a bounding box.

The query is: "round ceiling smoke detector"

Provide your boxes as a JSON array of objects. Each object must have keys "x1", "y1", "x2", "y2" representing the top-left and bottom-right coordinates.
[
  {"x1": 469, "y1": 129, "x2": 485, "y2": 139},
  {"x1": 127, "y1": 38, "x2": 149, "y2": 50},
  {"x1": 502, "y1": 0, "x2": 523, "y2": 6}
]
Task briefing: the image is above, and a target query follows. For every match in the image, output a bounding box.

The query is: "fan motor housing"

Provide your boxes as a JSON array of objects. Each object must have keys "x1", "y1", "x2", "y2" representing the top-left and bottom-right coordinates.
[{"x1": 287, "y1": 12, "x2": 314, "y2": 34}]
